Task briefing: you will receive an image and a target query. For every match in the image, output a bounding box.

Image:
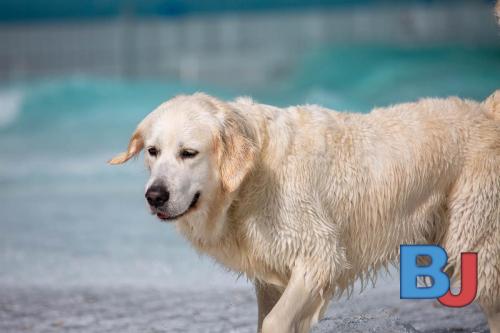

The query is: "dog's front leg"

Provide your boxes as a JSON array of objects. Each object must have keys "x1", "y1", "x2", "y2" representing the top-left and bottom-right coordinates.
[
  {"x1": 261, "y1": 262, "x2": 327, "y2": 333},
  {"x1": 255, "y1": 280, "x2": 283, "y2": 333}
]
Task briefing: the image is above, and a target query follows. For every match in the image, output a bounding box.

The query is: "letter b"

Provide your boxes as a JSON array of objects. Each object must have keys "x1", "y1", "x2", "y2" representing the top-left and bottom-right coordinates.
[{"x1": 400, "y1": 245, "x2": 450, "y2": 299}]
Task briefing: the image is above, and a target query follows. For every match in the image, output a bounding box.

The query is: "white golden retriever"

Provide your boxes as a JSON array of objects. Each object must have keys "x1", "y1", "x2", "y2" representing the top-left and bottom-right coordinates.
[{"x1": 110, "y1": 91, "x2": 500, "y2": 333}]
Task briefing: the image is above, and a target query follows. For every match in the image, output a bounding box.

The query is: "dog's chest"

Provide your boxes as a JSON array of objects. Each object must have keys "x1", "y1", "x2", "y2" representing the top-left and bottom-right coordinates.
[{"x1": 205, "y1": 227, "x2": 290, "y2": 288}]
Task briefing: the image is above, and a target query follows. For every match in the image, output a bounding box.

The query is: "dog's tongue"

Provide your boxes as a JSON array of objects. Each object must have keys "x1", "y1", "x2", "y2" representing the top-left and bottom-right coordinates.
[{"x1": 157, "y1": 212, "x2": 169, "y2": 220}]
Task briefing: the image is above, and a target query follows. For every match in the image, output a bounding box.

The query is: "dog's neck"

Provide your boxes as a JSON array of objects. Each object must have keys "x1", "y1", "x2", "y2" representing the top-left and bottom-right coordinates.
[{"x1": 178, "y1": 100, "x2": 349, "y2": 284}]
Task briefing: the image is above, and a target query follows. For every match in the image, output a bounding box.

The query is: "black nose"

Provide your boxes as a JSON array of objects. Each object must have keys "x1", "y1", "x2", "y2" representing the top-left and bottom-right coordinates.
[{"x1": 145, "y1": 185, "x2": 169, "y2": 208}]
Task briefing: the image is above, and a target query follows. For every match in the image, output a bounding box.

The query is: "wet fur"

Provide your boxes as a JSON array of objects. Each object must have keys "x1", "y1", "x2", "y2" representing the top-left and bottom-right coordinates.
[{"x1": 111, "y1": 91, "x2": 500, "y2": 332}]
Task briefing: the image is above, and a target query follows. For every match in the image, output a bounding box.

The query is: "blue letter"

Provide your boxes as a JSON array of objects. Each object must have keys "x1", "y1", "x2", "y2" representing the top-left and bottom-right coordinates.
[{"x1": 400, "y1": 245, "x2": 450, "y2": 299}]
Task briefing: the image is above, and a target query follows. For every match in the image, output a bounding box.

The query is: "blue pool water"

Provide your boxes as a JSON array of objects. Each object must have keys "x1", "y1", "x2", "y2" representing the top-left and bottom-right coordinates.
[{"x1": 0, "y1": 45, "x2": 499, "y2": 289}]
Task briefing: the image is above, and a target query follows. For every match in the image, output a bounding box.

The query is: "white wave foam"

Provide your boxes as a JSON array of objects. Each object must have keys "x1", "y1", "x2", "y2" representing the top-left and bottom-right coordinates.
[{"x1": 0, "y1": 89, "x2": 23, "y2": 128}]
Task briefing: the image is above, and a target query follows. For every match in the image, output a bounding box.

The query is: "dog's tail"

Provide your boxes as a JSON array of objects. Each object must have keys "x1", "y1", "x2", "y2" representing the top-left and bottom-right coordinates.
[
  {"x1": 482, "y1": 3, "x2": 500, "y2": 119},
  {"x1": 496, "y1": 0, "x2": 500, "y2": 24},
  {"x1": 482, "y1": 90, "x2": 500, "y2": 120}
]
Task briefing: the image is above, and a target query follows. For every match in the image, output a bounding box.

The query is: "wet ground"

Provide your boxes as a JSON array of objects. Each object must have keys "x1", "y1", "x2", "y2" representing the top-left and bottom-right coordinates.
[{"x1": 0, "y1": 284, "x2": 488, "y2": 333}]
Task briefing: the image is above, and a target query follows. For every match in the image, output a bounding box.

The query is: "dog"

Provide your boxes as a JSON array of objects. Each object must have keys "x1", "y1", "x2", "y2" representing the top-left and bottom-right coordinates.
[{"x1": 110, "y1": 91, "x2": 500, "y2": 333}]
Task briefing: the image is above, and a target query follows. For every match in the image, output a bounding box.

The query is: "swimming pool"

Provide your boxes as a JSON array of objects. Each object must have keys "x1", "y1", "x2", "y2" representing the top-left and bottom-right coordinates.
[{"x1": 0, "y1": 44, "x2": 499, "y2": 290}]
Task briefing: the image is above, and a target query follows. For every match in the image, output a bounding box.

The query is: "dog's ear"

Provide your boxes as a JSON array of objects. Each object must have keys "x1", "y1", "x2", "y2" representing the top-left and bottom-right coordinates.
[
  {"x1": 218, "y1": 111, "x2": 257, "y2": 193},
  {"x1": 108, "y1": 128, "x2": 144, "y2": 165}
]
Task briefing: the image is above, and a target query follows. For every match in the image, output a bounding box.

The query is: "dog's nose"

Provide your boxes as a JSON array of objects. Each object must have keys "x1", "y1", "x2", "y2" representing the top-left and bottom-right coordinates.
[{"x1": 145, "y1": 185, "x2": 169, "y2": 208}]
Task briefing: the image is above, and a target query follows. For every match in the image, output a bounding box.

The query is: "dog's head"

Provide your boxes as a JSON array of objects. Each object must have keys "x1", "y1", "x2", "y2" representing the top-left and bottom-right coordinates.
[{"x1": 109, "y1": 93, "x2": 257, "y2": 241}]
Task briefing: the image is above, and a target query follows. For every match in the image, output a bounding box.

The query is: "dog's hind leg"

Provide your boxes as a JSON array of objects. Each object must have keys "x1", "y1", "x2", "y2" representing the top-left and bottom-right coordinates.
[
  {"x1": 479, "y1": 260, "x2": 500, "y2": 333},
  {"x1": 443, "y1": 158, "x2": 500, "y2": 333},
  {"x1": 484, "y1": 306, "x2": 500, "y2": 333},
  {"x1": 479, "y1": 243, "x2": 500, "y2": 333}
]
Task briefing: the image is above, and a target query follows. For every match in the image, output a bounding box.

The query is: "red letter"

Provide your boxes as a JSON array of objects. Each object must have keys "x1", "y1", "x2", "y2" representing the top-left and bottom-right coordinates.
[{"x1": 438, "y1": 252, "x2": 477, "y2": 307}]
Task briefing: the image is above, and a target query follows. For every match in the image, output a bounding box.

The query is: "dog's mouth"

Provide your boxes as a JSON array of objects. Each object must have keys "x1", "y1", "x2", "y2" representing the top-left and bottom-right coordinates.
[{"x1": 156, "y1": 192, "x2": 201, "y2": 222}]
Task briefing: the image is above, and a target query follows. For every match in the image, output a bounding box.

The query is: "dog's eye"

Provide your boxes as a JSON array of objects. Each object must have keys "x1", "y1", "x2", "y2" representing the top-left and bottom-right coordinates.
[
  {"x1": 147, "y1": 147, "x2": 159, "y2": 157},
  {"x1": 180, "y1": 149, "x2": 198, "y2": 159}
]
